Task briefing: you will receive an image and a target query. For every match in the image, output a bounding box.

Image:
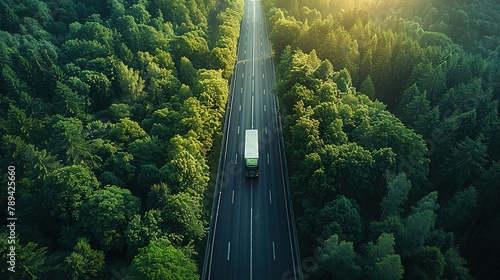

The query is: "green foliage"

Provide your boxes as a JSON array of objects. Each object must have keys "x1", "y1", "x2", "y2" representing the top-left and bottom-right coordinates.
[
  {"x1": 48, "y1": 117, "x2": 98, "y2": 167},
  {"x1": 417, "y1": 63, "x2": 447, "y2": 102},
  {"x1": 0, "y1": 234, "x2": 60, "y2": 279},
  {"x1": 443, "y1": 246, "x2": 473, "y2": 280},
  {"x1": 68, "y1": 21, "x2": 113, "y2": 47},
  {"x1": 105, "y1": 152, "x2": 136, "y2": 180},
  {"x1": 62, "y1": 39, "x2": 110, "y2": 61},
  {"x1": 360, "y1": 75, "x2": 375, "y2": 100},
  {"x1": 106, "y1": 103, "x2": 132, "y2": 121},
  {"x1": 270, "y1": 14, "x2": 301, "y2": 57},
  {"x1": 147, "y1": 182, "x2": 171, "y2": 210},
  {"x1": 398, "y1": 191, "x2": 439, "y2": 256},
  {"x1": 288, "y1": 116, "x2": 323, "y2": 160},
  {"x1": 179, "y1": 56, "x2": 198, "y2": 87},
  {"x1": 318, "y1": 195, "x2": 362, "y2": 242},
  {"x1": 53, "y1": 81, "x2": 90, "y2": 117},
  {"x1": 364, "y1": 234, "x2": 404, "y2": 280},
  {"x1": 369, "y1": 216, "x2": 405, "y2": 241},
  {"x1": 79, "y1": 185, "x2": 141, "y2": 251},
  {"x1": 64, "y1": 238, "x2": 105, "y2": 280},
  {"x1": 368, "y1": 254, "x2": 404, "y2": 280},
  {"x1": 404, "y1": 246, "x2": 445, "y2": 280},
  {"x1": 313, "y1": 234, "x2": 361, "y2": 279},
  {"x1": 125, "y1": 209, "x2": 164, "y2": 259},
  {"x1": 4, "y1": 0, "x2": 498, "y2": 276},
  {"x1": 110, "y1": 117, "x2": 147, "y2": 144},
  {"x1": 78, "y1": 70, "x2": 113, "y2": 109},
  {"x1": 128, "y1": 136, "x2": 165, "y2": 168},
  {"x1": 322, "y1": 27, "x2": 360, "y2": 78},
  {"x1": 128, "y1": 237, "x2": 198, "y2": 280},
  {"x1": 162, "y1": 192, "x2": 206, "y2": 246},
  {"x1": 266, "y1": 0, "x2": 500, "y2": 276},
  {"x1": 0, "y1": 0, "x2": 241, "y2": 275},
  {"x1": 99, "y1": 171, "x2": 125, "y2": 188},
  {"x1": 438, "y1": 137, "x2": 488, "y2": 186},
  {"x1": 163, "y1": 134, "x2": 209, "y2": 195},
  {"x1": 5, "y1": 104, "x2": 36, "y2": 140},
  {"x1": 0, "y1": 1, "x2": 20, "y2": 32},
  {"x1": 380, "y1": 174, "x2": 411, "y2": 220},
  {"x1": 42, "y1": 165, "x2": 99, "y2": 220},
  {"x1": 364, "y1": 233, "x2": 396, "y2": 265},
  {"x1": 171, "y1": 30, "x2": 209, "y2": 67},
  {"x1": 438, "y1": 186, "x2": 477, "y2": 231},
  {"x1": 115, "y1": 61, "x2": 145, "y2": 103},
  {"x1": 23, "y1": 144, "x2": 62, "y2": 180},
  {"x1": 211, "y1": 1, "x2": 243, "y2": 78},
  {"x1": 138, "y1": 164, "x2": 161, "y2": 194},
  {"x1": 136, "y1": 50, "x2": 180, "y2": 103},
  {"x1": 128, "y1": 4, "x2": 151, "y2": 24},
  {"x1": 476, "y1": 161, "x2": 500, "y2": 215}
]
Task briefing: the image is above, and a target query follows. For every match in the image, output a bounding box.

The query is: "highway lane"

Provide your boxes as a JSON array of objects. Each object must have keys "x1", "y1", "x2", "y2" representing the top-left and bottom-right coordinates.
[{"x1": 203, "y1": 0, "x2": 302, "y2": 279}]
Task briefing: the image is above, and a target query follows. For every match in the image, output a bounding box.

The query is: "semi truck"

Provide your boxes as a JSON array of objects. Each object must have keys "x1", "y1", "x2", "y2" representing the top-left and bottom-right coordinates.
[{"x1": 244, "y1": 129, "x2": 259, "y2": 177}]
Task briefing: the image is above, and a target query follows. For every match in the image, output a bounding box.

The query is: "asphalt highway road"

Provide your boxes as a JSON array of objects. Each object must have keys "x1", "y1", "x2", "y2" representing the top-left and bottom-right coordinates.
[{"x1": 203, "y1": 0, "x2": 302, "y2": 279}]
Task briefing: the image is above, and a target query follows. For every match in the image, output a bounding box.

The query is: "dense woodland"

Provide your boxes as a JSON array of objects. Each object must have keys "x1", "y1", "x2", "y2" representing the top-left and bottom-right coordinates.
[
  {"x1": 0, "y1": 0, "x2": 243, "y2": 278},
  {"x1": 1, "y1": 0, "x2": 500, "y2": 279},
  {"x1": 264, "y1": 0, "x2": 500, "y2": 279}
]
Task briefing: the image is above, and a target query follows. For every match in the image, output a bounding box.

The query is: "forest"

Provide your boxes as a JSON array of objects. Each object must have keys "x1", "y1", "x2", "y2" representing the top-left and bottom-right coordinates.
[
  {"x1": 0, "y1": 0, "x2": 243, "y2": 278},
  {"x1": 1, "y1": 0, "x2": 500, "y2": 279},
  {"x1": 264, "y1": 0, "x2": 500, "y2": 279}
]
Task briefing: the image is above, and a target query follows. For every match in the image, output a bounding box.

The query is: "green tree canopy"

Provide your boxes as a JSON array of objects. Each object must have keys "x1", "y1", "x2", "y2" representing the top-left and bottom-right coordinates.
[
  {"x1": 78, "y1": 185, "x2": 141, "y2": 251},
  {"x1": 109, "y1": 117, "x2": 147, "y2": 144},
  {"x1": 115, "y1": 61, "x2": 145, "y2": 103},
  {"x1": 64, "y1": 238, "x2": 105, "y2": 280},
  {"x1": 437, "y1": 186, "x2": 477, "y2": 231},
  {"x1": 125, "y1": 209, "x2": 164, "y2": 259},
  {"x1": 404, "y1": 246, "x2": 445, "y2": 280},
  {"x1": 368, "y1": 254, "x2": 404, "y2": 280},
  {"x1": 380, "y1": 173, "x2": 411, "y2": 220},
  {"x1": 365, "y1": 233, "x2": 396, "y2": 266},
  {"x1": 439, "y1": 137, "x2": 488, "y2": 186},
  {"x1": 318, "y1": 195, "x2": 362, "y2": 242},
  {"x1": 270, "y1": 14, "x2": 301, "y2": 57},
  {"x1": 162, "y1": 134, "x2": 209, "y2": 195},
  {"x1": 360, "y1": 74, "x2": 375, "y2": 100},
  {"x1": 48, "y1": 117, "x2": 97, "y2": 167},
  {"x1": 42, "y1": 165, "x2": 99, "y2": 220},
  {"x1": 398, "y1": 191, "x2": 439, "y2": 256},
  {"x1": 443, "y1": 246, "x2": 473, "y2": 280},
  {"x1": 161, "y1": 192, "x2": 205, "y2": 246},
  {"x1": 313, "y1": 234, "x2": 361, "y2": 279},
  {"x1": 128, "y1": 237, "x2": 198, "y2": 280},
  {"x1": 0, "y1": 234, "x2": 59, "y2": 279}
]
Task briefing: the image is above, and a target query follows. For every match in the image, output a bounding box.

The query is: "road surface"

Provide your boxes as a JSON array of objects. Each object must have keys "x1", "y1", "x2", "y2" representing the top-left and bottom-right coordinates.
[{"x1": 202, "y1": 0, "x2": 302, "y2": 279}]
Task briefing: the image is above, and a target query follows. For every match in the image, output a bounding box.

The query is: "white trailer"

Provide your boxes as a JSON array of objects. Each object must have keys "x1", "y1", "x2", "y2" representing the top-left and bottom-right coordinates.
[{"x1": 244, "y1": 129, "x2": 259, "y2": 177}]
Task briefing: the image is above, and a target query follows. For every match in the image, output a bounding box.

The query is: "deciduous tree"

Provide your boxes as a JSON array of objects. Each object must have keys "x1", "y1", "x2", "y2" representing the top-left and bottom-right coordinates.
[
  {"x1": 79, "y1": 185, "x2": 141, "y2": 251},
  {"x1": 404, "y1": 246, "x2": 445, "y2": 280},
  {"x1": 64, "y1": 238, "x2": 105, "y2": 280},
  {"x1": 125, "y1": 209, "x2": 164, "y2": 259},
  {"x1": 42, "y1": 165, "x2": 99, "y2": 220},
  {"x1": 313, "y1": 234, "x2": 361, "y2": 279},
  {"x1": 318, "y1": 195, "x2": 362, "y2": 242},
  {"x1": 161, "y1": 192, "x2": 205, "y2": 246},
  {"x1": 115, "y1": 61, "x2": 145, "y2": 103},
  {"x1": 128, "y1": 237, "x2": 198, "y2": 280}
]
